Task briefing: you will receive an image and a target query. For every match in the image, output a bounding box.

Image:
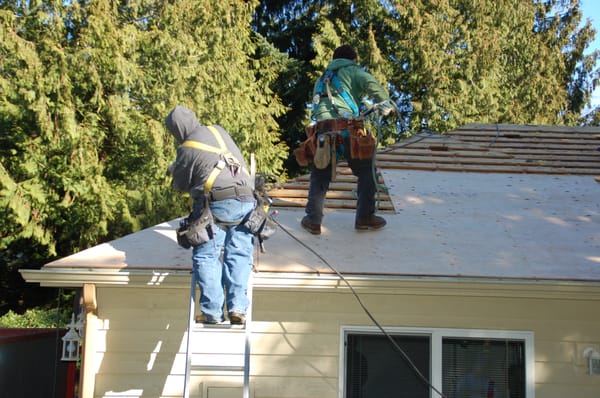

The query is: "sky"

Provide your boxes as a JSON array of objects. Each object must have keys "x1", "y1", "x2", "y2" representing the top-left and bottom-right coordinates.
[{"x1": 580, "y1": 0, "x2": 600, "y2": 106}]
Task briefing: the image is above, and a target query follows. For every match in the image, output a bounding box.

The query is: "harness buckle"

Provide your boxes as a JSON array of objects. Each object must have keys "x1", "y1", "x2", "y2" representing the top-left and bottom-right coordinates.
[{"x1": 215, "y1": 159, "x2": 226, "y2": 170}]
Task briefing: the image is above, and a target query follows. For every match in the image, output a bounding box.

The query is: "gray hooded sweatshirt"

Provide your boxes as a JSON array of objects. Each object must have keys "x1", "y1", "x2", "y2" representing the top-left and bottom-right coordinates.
[{"x1": 165, "y1": 106, "x2": 253, "y2": 199}]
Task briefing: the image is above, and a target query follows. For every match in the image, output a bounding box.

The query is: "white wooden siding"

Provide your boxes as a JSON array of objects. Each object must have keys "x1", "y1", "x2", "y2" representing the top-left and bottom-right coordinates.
[{"x1": 88, "y1": 281, "x2": 600, "y2": 398}]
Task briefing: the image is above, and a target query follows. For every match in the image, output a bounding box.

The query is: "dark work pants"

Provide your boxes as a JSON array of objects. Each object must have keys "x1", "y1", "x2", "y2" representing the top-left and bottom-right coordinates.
[{"x1": 304, "y1": 131, "x2": 377, "y2": 224}]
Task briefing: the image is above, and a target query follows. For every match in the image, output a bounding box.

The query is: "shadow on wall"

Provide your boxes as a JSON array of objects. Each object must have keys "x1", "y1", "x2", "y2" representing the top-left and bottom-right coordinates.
[{"x1": 90, "y1": 220, "x2": 193, "y2": 397}]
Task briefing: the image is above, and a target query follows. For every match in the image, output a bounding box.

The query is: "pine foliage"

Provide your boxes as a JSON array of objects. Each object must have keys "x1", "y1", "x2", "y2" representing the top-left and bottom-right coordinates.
[
  {"x1": 254, "y1": 0, "x2": 599, "y2": 134},
  {"x1": 0, "y1": 0, "x2": 288, "y2": 272}
]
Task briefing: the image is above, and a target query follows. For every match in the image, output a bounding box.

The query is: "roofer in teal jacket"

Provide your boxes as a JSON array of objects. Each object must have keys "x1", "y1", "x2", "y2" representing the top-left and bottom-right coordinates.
[{"x1": 301, "y1": 45, "x2": 394, "y2": 235}]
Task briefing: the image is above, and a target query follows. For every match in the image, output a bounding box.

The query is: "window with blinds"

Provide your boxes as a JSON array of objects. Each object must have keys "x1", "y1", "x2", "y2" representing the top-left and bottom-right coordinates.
[
  {"x1": 343, "y1": 328, "x2": 531, "y2": 398},
  {"x1": 442, "y1": 338, "x2": 526, "y2": 398}
]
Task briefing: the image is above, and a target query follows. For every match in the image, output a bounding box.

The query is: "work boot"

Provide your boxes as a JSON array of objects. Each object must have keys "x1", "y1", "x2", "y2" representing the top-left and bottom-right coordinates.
[
  {"x1": 355, "y1": 215, "x2": 386, "y2": 231},
  {"x1": 195, "y1": 313, "x2": 221, "y2": 324},
  {"x1": 301, "y1": 216, "x2": 321, "y2": 235},
  {"x1": 228, "y1": 311, "x2": 246, "y2": 325}
]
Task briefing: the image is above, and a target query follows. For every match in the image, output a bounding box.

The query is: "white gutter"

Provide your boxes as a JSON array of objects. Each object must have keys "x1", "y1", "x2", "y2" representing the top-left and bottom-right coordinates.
[{"x1": 20, "y1": 268, "x2": 600, "y2": 300}]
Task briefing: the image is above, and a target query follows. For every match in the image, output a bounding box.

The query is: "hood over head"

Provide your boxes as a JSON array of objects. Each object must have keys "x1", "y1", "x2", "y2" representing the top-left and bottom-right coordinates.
[
  {"x1": 326, "y1": 57, "x2": 356, "y2": 72},
  {"x1": 165, "y1": 106, "x2": 201, "y2": 144}
]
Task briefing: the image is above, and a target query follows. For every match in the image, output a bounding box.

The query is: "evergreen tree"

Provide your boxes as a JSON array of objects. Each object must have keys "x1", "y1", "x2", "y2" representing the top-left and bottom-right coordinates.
[
  {"x1": 252, "y1": 0, "x2": 324, "y2": 172},
  {"x1": 253, "y1": 0, "x2": 599, "y2": 137},
  {"x1": 0, "y1": 0, "x2": 289, "y2": 314}
]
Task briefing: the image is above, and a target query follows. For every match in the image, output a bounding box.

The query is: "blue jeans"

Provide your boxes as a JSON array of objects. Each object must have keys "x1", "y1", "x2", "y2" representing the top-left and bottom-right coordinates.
[
  {"x1": 191, "y1": 198, "x2": 255, "y2": 322},
  {"x1": 305, "y1": 130, "x2": 376, "y2": 224}
]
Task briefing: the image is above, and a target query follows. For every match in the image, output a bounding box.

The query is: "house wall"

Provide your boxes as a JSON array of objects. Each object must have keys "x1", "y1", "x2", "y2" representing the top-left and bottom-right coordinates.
[{"x1": 88, "y1": 278, "x2": 600, "y2": 398}]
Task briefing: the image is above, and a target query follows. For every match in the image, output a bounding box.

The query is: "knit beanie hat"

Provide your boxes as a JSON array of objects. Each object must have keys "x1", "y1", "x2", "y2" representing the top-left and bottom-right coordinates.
[{"x1": 333, "y1": 45, "x2": 357, "y2": 61}]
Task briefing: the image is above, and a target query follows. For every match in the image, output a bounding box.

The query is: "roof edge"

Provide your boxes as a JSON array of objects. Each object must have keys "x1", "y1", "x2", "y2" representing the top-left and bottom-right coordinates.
[{"x1": 20, "y1": 269, "x2": 600, "y2": 300}]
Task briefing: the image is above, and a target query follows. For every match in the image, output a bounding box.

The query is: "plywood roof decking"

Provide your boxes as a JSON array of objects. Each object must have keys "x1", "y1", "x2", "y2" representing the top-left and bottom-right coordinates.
[
  {"x1": 31, "y1": 123, "x2": 599, "y2": 282},
  {"x1": 268, "y1": 123, "x2": 600, "y2": 211}
]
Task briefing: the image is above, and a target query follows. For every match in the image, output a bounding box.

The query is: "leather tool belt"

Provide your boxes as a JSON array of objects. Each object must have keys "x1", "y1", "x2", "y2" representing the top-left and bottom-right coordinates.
[
  {"x1": 315, "y1": 118, "x2": 364, "y2": 132},
  {"x1": 317, "y1": 118, "x2": 375, "y2": 160},
  {"x1": 294, "y1": 119, "x2": 370, "y2": 167},
  {"x1": 209, "y1": 186, "x2": 255, "y2": 201}
]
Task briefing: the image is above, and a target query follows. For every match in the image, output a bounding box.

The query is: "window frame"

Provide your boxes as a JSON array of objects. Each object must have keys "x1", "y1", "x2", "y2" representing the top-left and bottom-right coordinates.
[{"x1": 339, "y1": 326, "x2": 535, "y2": 398}]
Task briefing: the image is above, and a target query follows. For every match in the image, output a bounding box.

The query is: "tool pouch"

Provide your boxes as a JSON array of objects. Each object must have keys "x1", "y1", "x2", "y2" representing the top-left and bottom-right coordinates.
[
  {"x1": 293, "y1": 125, "x2": 317, "y2": 166},
  {"x1": 243, "y1": 204, "x2": 268, "y2": 235},
  {"x1": 313, "y1": 134, "x2": 331, "y2": 169},
  {"x1": 243, "y1": 201, "x2": 277, "y2": 243},
  {"x1": 350, "y1": 127, "x2": 376, "y2": 160},
  {"x1": 176, "y1": 198, "x2": 215, "y2": 249}
]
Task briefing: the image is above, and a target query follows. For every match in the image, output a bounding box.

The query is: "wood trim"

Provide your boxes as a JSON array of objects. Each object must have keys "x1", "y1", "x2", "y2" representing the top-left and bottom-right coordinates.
[
  {"x1": 83, "y1": 284, "x2": 97, "y2": 315},
  {"x1": 80, "y1": 284, "x2": 97, "y2": 398}
]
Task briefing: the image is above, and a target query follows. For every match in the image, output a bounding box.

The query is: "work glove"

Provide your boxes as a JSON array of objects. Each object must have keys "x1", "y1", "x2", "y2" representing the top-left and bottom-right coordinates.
[{"x1": 377, "y1": 100, "x2": 395, "y2": 117}]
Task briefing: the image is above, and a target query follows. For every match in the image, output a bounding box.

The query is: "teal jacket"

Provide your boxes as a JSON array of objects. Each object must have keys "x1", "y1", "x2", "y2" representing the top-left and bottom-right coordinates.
[{"x1": 311, "y1": 58, "x2": 390, "y2": 121}]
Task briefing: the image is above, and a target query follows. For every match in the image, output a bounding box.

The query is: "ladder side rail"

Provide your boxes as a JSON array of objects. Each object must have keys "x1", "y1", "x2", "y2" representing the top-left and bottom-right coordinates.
[
  {"x1": 244, "y1": 155, "x2": 255, "y2": 398},
  {"x1": 242, "y1": 271, "x2": 253, "y2": 398},
  {"x1": 183, "y1": 273, "x2": 196, "y2": 398}
]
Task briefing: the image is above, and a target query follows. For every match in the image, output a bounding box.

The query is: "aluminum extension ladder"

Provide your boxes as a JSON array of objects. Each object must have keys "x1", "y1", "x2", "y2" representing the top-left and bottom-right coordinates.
[{"x1": 183, "y1": 272, "x2": 253, "y2": 398}]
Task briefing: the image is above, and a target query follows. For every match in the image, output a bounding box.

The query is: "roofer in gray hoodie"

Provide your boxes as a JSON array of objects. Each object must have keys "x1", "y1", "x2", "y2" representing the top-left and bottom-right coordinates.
[{"x1": 166, "y1": 105, "x2": 255, "y2": 325}]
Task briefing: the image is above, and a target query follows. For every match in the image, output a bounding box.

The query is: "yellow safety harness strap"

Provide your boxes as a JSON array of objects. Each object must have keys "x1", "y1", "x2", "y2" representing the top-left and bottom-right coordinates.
[
  {"x1": 206, "y1": 125, "x2": 227, "y2": 151},
  {"x1": 180, "y1": 125, "x2": 249, "y2": 194},
  {"x1": 180, "y1": 125, "x2": 225, "y2": 154}
]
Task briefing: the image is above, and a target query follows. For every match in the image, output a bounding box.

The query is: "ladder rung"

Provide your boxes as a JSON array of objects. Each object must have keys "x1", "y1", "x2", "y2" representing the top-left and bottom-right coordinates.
[
  {"x1": 184, "y1": 273, "x2": 253, "y2": 398},
  {"x1": 192, "y1": 322, "x2": 246, "y2": 331},
  {"x1": 191, "y1": 365, "x2": 245, "y2": 372},
  {"x1": 190, "y1": 352, "x2": 245, "y2": 364}
]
